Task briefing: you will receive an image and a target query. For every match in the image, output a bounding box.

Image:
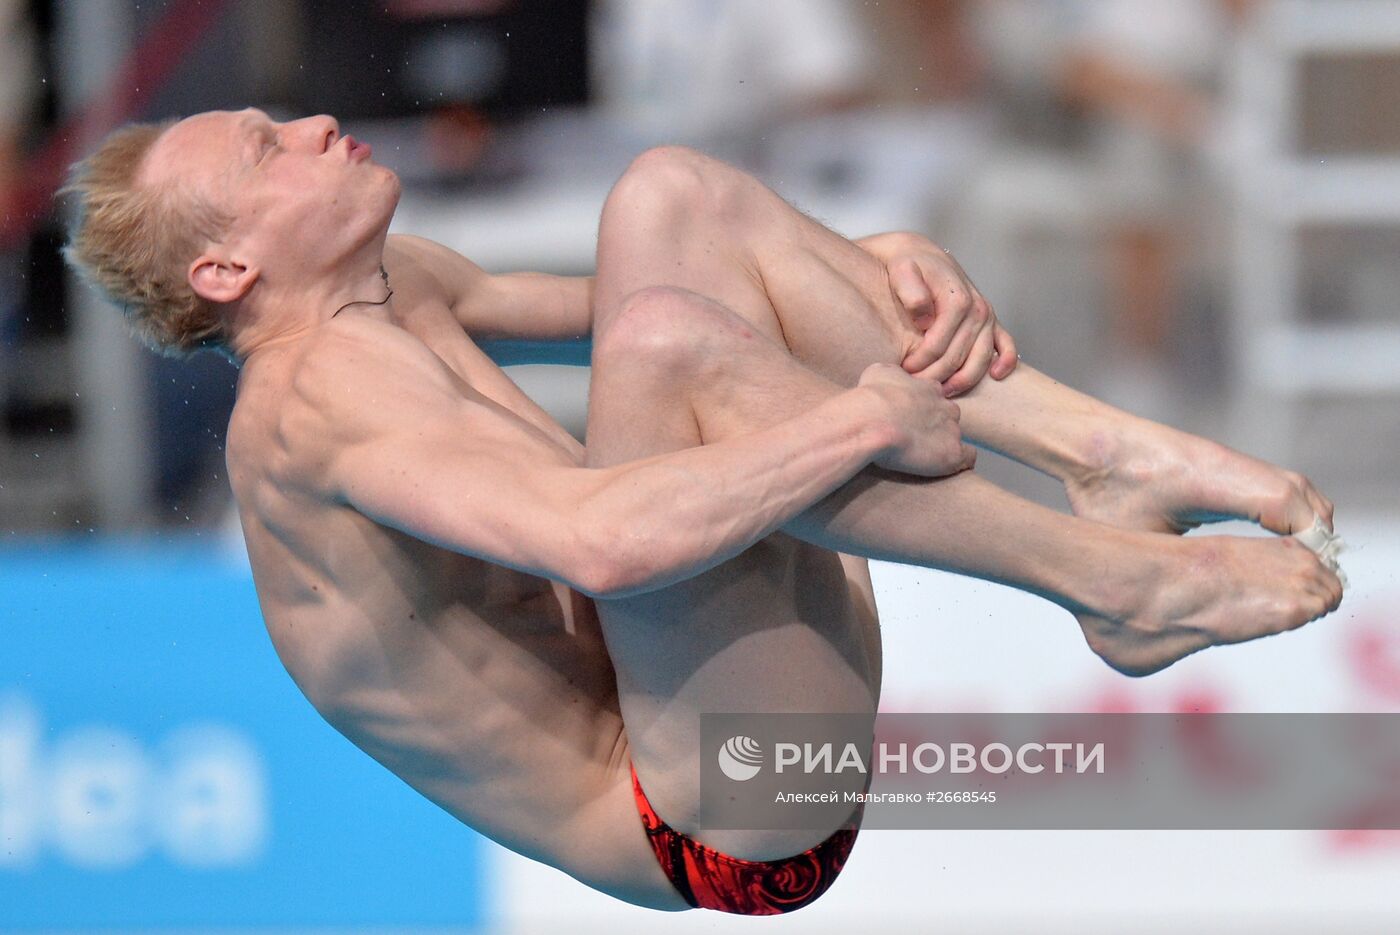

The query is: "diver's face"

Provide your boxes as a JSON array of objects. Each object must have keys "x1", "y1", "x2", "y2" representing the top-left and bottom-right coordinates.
[{"x1": 143, "y1": 108, "x2": 400, "y2": 280}]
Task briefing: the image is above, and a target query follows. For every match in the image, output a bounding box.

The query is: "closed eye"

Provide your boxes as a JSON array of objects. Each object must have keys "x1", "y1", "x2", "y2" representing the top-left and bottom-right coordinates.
[{"x1": 257, "y1": 136, "x2": 279, "y2": 165}]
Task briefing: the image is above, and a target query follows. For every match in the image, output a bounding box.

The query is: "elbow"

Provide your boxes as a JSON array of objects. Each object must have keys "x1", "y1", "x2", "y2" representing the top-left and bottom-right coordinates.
[
  {"x1": 567, "y1": 523, "x2": 664, "y2": 600},
  {"x1": 570, "y1": 557, "x2": 629, "y2": 601},
  {"x1": 571, "y1": 556, "x2": 649, "y2": 602}
]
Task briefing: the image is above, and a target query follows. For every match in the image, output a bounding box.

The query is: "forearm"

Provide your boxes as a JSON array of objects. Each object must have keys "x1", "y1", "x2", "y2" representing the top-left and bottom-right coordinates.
[{"x1": 584, "y1": 388, "x2": 892, "y2": 597}]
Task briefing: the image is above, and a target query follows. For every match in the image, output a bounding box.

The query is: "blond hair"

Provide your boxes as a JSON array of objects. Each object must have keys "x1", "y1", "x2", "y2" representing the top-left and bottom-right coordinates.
[{"x1": 60, "y1": 120, "x2": 232, "y2": 357}]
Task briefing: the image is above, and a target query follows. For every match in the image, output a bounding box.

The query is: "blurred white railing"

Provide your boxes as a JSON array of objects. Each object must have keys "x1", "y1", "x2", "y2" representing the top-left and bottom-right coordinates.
[{"x1": 1228, "y1": 0, "x2": 1400, "y2": 461}]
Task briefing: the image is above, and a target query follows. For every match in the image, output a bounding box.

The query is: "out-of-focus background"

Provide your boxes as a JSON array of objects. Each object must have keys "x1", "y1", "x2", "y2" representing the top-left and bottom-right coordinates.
[{"x1": 1, "y1": 1, "x2": 1398, "y2": 932}]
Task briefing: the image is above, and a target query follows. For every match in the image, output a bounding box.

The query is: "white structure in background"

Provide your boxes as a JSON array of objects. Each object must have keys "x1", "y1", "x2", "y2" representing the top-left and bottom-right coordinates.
[
  {"x1": 1227, "y1": 0, "x2": 1400, "y2": 463},
  {"x1": 589, "y1": 0, "x2": 872, "y2": 143},
  {"x1": 492, "y1": 516, "x2": 1400, "y2": 934},
  {"x1": 56, "y1": 1, "x2": 157, "y2": 529}
]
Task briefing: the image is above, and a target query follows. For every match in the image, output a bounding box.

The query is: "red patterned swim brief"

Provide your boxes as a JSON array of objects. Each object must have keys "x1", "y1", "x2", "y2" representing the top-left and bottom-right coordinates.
[{"x1": 630, "y1": 762, "x2": 860, "y2": 915}]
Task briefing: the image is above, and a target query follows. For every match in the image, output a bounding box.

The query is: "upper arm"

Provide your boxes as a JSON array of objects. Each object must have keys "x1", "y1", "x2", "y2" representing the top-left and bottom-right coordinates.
[
  {"x1": 386, "y1": 234, "x2": 594, "y2": 343},
  {"x1": 469, "y1": 271, "x2": 594, "y2": 344},
  {"x1": 294, "y1": 320, "x2": 610, "y2": 591}
]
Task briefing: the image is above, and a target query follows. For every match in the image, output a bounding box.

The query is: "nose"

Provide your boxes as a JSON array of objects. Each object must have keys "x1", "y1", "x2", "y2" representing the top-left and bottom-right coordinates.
[{"x1": 285, "y1": 114, "x2": 340, "y2": 153}]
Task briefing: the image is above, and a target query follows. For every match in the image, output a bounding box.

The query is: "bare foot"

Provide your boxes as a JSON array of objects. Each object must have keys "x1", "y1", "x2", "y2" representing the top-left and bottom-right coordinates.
[
  {"x1": 1076, "y1": 534, "x2": 1345, "y2": 676},
  {"x1": 1064, "y1": 417, "x2": 1335, "y2": 536}
]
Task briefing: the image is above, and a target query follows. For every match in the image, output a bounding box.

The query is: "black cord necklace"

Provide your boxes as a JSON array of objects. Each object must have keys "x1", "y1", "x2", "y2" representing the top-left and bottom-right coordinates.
[{"x1": 331, "y1": 264, "x2": 394, "y2": 318}]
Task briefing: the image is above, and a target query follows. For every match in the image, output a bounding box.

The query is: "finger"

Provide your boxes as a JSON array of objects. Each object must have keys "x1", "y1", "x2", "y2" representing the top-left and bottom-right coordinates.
[
  {"x1": 902, "y1": 302, "x2": 970, "y2": 373},
  {"x1": 916, "y1": 312, "x2": 981, "y2": 384},
  {"x1": 990, "y1": 323, "x2": 1019, "y2": 379},
  {"x1": 956, "y1": 443, "x2": 978, "y2": 473},
  {"x1": 889, "y1": 258, "x2": 935, "y2": 324},
  {"x1": 902, "y1": 285, "x2": 979, "y2": 374},
  {"x1": 942, "y1": 326, "x2": 999, "y2": 397}
]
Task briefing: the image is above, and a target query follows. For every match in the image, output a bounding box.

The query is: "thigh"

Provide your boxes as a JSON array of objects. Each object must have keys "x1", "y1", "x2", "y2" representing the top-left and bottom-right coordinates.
[
  {"x1": 595, "y1": 147, "x2": 916, "y2": 386},
  {"x1": 593, "y1": 533, "x2": 875, "y2": 858},
  {"x1": 839, "y1": 552, "x2": 882, "y2": 697},
  {"x1": 585, "y1": 285, "x2": 872, "y2": 458},
  {"x1": 583, "y1": 288, "x2": 879, "y2": 856}
]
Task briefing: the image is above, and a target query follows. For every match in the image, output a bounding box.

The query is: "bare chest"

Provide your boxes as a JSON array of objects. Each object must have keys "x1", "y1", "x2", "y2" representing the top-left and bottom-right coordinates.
[{"x1": 385, "y1": 285, "x2": 584, "y2": 458}]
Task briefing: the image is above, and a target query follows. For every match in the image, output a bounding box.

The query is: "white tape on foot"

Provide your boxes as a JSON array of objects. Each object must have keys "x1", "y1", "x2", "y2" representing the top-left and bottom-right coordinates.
[{"x1": 1294, "y1": 520, "x2": 1348, "y2": 589}]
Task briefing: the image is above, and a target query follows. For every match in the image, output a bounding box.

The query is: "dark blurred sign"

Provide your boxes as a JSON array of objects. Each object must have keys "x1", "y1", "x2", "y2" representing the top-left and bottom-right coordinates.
[{"x1": 297, "y1": 0, "x2": 590, "y2": 120}]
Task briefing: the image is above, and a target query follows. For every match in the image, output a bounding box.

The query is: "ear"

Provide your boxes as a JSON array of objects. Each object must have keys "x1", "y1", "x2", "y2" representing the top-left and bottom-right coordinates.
[{"x1": 188, "y1": 250, "x2": 259, "y2": 305}]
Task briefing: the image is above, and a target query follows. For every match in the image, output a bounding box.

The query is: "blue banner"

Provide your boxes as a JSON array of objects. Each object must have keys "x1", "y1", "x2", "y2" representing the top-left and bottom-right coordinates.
[{"x1": 0, "y1": 539, "x2": 489, "y2": 931}]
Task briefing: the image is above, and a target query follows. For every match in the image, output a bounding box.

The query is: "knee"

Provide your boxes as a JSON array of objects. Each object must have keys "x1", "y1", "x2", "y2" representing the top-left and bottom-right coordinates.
[
  {"x1": 596, "y1": 286, "x2": 756, "y2": 381},
  {"x1": 594, "y1": 286, "x2": 718, "y2": 376},
  {"x1": 622, "y1": 145, "x2": 722, "y2": 204},
  {"x1": 603, "y1": 145, "x2": 745, "y2": 231}
]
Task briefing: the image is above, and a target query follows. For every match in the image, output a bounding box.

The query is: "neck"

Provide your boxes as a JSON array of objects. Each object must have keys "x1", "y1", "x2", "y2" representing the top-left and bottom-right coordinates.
[
  {"x1": 228, "y1": 247, "x2": 394, "y2": 360},
  {"x1": 331, "y1": 263, "x2": 394, "y2": 319}
]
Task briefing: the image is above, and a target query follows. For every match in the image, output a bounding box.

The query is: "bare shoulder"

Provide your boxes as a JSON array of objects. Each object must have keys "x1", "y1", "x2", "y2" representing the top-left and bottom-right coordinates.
[
  {"x1": 385, "y1": 233, "x2": 489, "y2": 305},
  {"x1": 292, "y1": 315, "x2": 462, "y2": 424},
  {"x1": 258, "y1": 316, "x2": 466, "y2": 491}
]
